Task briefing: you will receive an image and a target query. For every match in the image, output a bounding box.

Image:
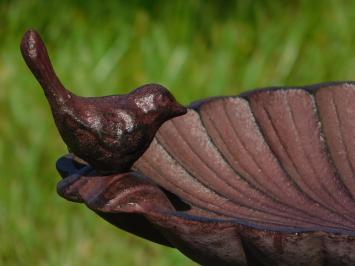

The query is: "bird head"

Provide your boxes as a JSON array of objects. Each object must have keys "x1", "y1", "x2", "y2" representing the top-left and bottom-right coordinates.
[{"x1": 130, "y1": 84, "x2": 187, "y2": 123}]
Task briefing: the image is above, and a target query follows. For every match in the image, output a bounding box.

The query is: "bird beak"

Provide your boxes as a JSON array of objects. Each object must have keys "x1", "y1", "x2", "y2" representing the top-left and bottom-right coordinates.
[{"x1": 172, "y1": 102, "x2": 187, "y2": 117}]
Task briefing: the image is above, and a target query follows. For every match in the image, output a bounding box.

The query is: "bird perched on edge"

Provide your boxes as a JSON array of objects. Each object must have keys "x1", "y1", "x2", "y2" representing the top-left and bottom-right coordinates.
[{"x1": 20, "y1": 29, "x2": 187, "y2": 174}]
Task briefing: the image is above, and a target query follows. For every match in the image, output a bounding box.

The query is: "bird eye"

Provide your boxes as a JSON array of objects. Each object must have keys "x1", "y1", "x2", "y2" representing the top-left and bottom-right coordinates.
[{"x1": 156, "y1": 94, "x2": 164, "y2": 101}]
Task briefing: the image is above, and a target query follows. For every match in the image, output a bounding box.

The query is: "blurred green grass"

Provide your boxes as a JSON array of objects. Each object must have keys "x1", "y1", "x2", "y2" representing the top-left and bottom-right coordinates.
[{"x1": 1, "y1": 0, "x2": 355, "y2": 265}]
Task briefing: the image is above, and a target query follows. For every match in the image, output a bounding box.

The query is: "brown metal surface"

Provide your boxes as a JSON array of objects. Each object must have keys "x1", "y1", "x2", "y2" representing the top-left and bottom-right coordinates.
[
  {"x1": 21, "y1": 30, "x2": 186, "y2": 174},
  {"x1": 22, "y1": 30, "x2": 355, "y2": 265}
]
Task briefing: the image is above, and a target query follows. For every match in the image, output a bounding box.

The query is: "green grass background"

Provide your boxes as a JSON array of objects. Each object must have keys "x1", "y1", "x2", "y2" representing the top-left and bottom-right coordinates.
[{"x1": 1, "y1": 0, "x2": 355, "y2": 265}]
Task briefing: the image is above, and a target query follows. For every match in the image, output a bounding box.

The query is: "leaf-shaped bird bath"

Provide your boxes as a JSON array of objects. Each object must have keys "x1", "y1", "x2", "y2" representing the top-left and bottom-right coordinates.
[{"x1": 21, "y1": 30, "x2": 355, "y2": 266}]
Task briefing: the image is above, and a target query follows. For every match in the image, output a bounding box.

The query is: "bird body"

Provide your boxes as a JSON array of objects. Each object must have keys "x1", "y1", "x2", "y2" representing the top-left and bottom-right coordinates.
[{"x1": 21, "y1": 30, "x2": 186, "y2": 174}]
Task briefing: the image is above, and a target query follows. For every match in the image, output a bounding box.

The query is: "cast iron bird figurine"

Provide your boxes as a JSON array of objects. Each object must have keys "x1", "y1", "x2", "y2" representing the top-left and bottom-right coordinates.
[{"x1": 20, "y1": 30, "x2": 187, "y2": 174}]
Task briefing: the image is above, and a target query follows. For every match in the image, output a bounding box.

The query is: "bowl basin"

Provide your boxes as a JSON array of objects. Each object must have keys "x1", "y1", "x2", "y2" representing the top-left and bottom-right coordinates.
[{"x1": 57, "y1": 82, "x2": 355, "y2": 266}]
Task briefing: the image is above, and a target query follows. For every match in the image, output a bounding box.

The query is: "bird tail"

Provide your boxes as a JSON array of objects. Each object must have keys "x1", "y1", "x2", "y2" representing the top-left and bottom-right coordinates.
[{"x1": 20, "y1": 29, "x2": 73, "y2": 108}]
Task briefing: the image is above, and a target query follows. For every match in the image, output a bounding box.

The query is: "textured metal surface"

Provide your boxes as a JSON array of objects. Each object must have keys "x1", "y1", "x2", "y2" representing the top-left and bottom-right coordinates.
[
  {"x1": 22, "y1": 30, "x2": 355, "y2": 265},
  {"x1": 21, "y1": 30, "x2": 186, "y2": 174},
  {"x1": 55, "y1": 83, "x2": 355, "y2": 266}
]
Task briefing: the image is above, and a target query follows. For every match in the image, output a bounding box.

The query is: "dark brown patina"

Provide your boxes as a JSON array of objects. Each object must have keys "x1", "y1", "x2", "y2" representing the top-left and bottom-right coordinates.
[
  {"x1": 21, "y1": 30, "x2": 186, "y2": 174},
  {"x1": 21, "y1": 30, "x2": 355, "y2": 265}
]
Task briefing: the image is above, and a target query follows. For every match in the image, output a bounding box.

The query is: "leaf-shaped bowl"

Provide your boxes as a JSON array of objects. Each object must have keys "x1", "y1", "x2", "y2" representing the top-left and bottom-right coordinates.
[{"x1": 57, "y1": 82, "x2": 355, "y2": 266}]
